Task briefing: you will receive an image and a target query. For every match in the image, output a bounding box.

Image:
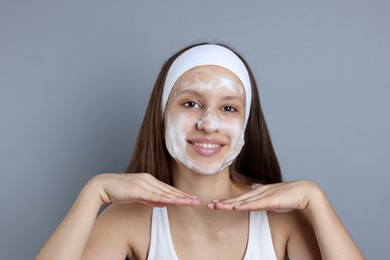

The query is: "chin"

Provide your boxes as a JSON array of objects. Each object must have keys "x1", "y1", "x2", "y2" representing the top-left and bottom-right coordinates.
[{"x1": 189, "y1": 163, "x2": 227, "y2": 176}]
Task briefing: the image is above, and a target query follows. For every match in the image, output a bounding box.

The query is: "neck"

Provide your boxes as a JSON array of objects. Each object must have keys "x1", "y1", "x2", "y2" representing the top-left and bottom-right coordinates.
[
  {"x1": 172, "y1": 163, "x2": 234, "y2": 206},
  {"x1": 168, "y1": 162, "x2": 248, "y2": 232}
]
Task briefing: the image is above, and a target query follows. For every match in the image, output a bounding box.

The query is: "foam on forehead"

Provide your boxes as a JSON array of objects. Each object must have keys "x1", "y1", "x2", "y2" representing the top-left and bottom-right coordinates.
[{"x1": 161, "y1": 44, "x2": 252, "y2": 126}]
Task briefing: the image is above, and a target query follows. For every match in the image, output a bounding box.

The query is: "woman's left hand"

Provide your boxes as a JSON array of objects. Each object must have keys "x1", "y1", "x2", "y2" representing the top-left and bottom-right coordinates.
[{"x1": 208, "y1": 180, "x2": 322, "y2": 212}]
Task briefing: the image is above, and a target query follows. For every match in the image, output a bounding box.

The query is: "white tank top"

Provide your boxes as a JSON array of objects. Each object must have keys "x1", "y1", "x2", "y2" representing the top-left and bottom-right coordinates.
[{"x1": 147, "y1": 207, "x2": 277, "y2": 259}]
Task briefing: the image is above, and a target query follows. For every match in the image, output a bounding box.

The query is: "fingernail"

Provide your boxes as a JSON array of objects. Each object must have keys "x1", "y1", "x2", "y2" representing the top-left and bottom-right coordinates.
[{"x1": 211, "y1": 199, "x2": 219, "y2": 203}]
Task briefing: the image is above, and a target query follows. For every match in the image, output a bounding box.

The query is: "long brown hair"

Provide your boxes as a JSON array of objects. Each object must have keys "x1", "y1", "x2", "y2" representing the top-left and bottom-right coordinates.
[{"x1": 125, "y1": 42, "x2": 282, "y2": 185}]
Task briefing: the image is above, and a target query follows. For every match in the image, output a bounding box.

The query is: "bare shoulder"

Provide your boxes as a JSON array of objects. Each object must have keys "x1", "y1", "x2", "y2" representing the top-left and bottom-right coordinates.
[
  {"x1": 83, "y1": 203, "x2": 152, "y2": 259},
  {"x1": 268, "y1": 210, "x2": 321, "y2": 259},
  {"x1": 99, "y1": 202, "x2": 152, "y2": 235},
  {"x1": 99, "y1": 202, "x2": 152, "y2": 225}
]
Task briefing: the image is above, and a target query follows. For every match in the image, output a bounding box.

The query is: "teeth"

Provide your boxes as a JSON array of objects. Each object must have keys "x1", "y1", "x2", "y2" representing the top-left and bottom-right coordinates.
[{"x1": 193, "y1": 142, "x2": 221, "y2": 148}]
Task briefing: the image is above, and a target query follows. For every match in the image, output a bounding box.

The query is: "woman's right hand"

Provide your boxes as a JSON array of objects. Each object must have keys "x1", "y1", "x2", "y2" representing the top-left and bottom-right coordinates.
[
  {"x1": 91, "y1": 173, "x2": 200, "y2": 207},
  {"x1": 37, "y1": 173, "x2": 196, "y2": 260}
]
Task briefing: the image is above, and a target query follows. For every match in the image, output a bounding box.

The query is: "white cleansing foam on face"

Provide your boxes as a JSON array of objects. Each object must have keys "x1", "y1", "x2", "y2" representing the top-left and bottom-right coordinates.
[{"x1": 164, "y1": 67, "x2": 246, "y2": 175}]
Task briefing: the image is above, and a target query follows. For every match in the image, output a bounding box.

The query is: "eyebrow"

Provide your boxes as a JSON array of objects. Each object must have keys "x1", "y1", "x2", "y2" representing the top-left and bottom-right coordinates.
[
  {"x1": 176, "y1": 89, "x2": 203, "y2": 98},
  {"x1": 222, "y1": 95, "x2": 245, "y2": 104},
  {"x1": 176, "y1": 89, "x2": 245, "y2": 105}
]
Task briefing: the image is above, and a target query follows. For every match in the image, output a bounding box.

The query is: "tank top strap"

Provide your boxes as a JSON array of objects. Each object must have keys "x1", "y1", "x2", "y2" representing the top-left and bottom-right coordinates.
[
  {"x1": 243, "y1": 210, "x2": 278, "y2": 260},
  {"x1": 148, "y1": 207, "x2": 179, "y2": 260}
]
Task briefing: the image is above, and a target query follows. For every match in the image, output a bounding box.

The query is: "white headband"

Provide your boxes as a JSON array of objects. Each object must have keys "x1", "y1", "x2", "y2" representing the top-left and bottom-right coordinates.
[{"x1": 161, "y1": 44, "x2": 252, "y2": 126}]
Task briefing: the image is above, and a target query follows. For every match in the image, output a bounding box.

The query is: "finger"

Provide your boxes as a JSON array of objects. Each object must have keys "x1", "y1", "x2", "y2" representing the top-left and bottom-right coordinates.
[
  {"x1": 142, "y1": 201, "x2": 170, "y2": 207},
  {"x1": 216, "y1": 185, "x2": 277, "y2": 207},
  {"x1": 212, "y1": 202, "x2": 236, "y2": 210},
  {"x1": 121, "y1": 174, "x2": 200, "y2": 206},
  {"x1": 145, "y1": 184, "x2": 200, "y2": 204},
  {"x1": 138, "y1": 175, "x2": 198, "y2": 199},
  {"x1": 217, "y1": 189, "x2": 262, "y2": 204},
  {"x1": 207, "y1": 203, "x2": 216, "y2": 210},
  {"x1": 233, "y1": 195, "x2": 294, "y2": 212},
  {"x1": 135, "y1": 174, "x2": 198, "y2": 199},
  {"x1": 233, "y1": 198, "x2": 294, "y2": 212},
  {"x1": 139, "y1": 190, "x2": 200, "y2": 207},
  {"x1": 150, "y1": 181, "x2": 198, "y2": 200},
  {"x1": 217, "y1": 183, "x2": 281, "y2": 204},
  {"x1": 232, "y1": 187, "x2": 279, "y2": 204},
  {"x1": 213, "y1": 188, "x2": 279, "y2": 211},
  {"x1": 233, "y1": 199, "x2": 271, "y2": 211},
  {"x1": 144, "y1": 199, "x2": 200, "y2": 208}
]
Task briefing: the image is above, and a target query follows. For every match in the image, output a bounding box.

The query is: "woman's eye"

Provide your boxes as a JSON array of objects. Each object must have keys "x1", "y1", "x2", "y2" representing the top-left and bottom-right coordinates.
[
  {"x1": 183, "y1": 101, "x2": 198, "y2": 108},
  {"x1": 222, "y1": 106, "x2": 237, "y2": 112}
]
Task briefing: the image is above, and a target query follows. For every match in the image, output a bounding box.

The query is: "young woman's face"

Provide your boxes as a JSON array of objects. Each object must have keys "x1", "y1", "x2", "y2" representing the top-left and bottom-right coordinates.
[{"x1": 164, "y1": 65, "x2": 246, "y2": 175}]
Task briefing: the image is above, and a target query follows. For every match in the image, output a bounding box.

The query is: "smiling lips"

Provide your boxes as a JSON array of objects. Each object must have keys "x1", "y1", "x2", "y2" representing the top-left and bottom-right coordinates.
[{"x1": 188, "y1": 139, "x2": 224, "y2": 157}]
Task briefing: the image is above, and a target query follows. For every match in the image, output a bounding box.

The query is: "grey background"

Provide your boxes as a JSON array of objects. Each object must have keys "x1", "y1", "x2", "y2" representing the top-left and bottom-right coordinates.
[{"x1": 0, "y1": 0, "x2": 389, "y2": 259}]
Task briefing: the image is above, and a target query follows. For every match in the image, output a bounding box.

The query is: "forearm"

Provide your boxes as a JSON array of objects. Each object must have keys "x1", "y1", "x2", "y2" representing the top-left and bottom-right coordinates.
[
  {"x1": 36, "y1": 178, "x2": 104, "y2": 260},
  {"x1": 306, "y1": 187, "x2": 364, "y2": 260}
]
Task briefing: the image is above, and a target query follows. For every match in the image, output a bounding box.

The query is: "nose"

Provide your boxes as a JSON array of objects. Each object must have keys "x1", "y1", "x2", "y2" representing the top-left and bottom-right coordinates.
[{"x1": 196, "y1": 109, "x2": 221, "y2": 133}]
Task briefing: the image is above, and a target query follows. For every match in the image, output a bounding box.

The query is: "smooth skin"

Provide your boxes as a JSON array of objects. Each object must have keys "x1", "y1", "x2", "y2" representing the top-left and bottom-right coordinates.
[{"x1": 37, "y1": 66, "x2": 364, "y2": 260}]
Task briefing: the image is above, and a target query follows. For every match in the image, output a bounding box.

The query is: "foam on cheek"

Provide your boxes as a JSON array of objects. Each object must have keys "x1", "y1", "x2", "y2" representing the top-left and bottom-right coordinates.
[
  {"x1": 165, "y1": 113, "x2": 200, "y2": 172},
  {"x1": 165, "y1": 113, "x2": 187, "y2": 163},
  {"x1": 218, "y1": 118, "x2": 245, "y2": 168}
]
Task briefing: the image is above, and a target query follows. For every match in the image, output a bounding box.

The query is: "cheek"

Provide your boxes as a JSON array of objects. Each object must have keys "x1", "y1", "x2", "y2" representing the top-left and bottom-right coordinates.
[
  {"x1": 166, "y1": 112, "x2": 195, "y2": 140},
  {"x1": 221, "y1": 118, "x2": 245, "y2": 143}
]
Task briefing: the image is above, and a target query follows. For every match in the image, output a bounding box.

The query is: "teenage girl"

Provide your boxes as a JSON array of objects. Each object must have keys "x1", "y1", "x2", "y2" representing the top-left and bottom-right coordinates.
[{"x1": 37, "y1": 43, "x2": 364, "y2": 259}]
